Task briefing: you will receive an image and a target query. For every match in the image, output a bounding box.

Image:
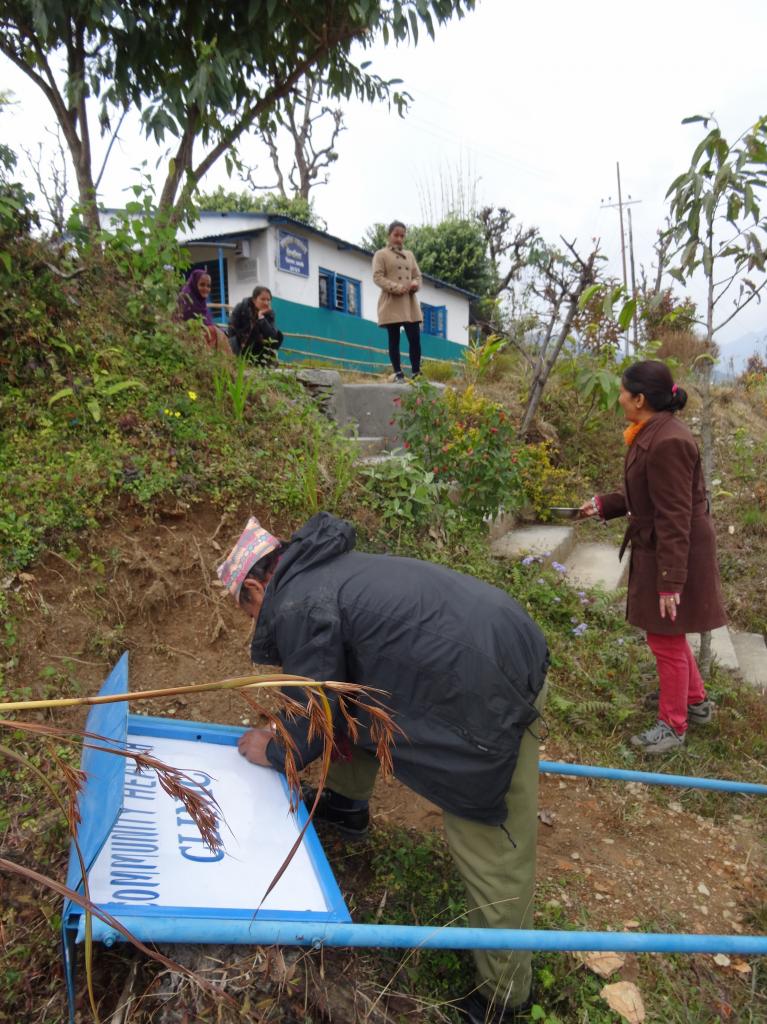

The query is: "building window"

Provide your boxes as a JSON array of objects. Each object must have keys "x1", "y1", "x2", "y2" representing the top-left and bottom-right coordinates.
[
  {"x1": 421, "y1": 302, "x2": 447, "y2": 338},
  {"x1": 319, "y1": 268, "x2": 361, "y2": 317}
]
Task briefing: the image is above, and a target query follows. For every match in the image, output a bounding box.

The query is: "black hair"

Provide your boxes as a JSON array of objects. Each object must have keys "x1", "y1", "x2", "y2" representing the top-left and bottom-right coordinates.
[
  {"x1": 238, "y1": 541, "x2": 288, "y2": 607},
  {"x1": 251, "y1": 285, "x2": 272, "y2": 300},
  {"x1": 387, "y1": 220, "x2": 406, "y2": 236},
  {"x1": 622, "y1": 360, "x2": 688, "y2": 413}
]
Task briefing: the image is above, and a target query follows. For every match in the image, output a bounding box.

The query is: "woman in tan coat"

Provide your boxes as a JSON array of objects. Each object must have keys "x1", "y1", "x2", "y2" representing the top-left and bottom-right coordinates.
[
  {"x1": 581, "y1": 360, "x2": 726, "y2": 754},
  {"x1": 372, "y1": 221, "x2": 423, "y2": 381}
]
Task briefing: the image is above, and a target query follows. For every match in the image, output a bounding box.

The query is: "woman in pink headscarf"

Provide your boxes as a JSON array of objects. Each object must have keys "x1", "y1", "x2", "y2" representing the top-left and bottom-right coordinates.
[{"x1": 175, "y1": 269, "x2": 231, "y2": 355}]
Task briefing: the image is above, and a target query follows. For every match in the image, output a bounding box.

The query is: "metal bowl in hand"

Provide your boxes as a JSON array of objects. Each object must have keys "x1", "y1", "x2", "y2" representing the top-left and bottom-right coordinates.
[{"x1": 549, "y1": 507, "x2": 581, "y2": 520}]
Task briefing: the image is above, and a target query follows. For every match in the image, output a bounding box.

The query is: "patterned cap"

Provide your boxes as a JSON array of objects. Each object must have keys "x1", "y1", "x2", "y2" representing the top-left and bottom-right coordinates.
[{"x1": 217, "y1": 516, "x2": 280, "y2": 600}]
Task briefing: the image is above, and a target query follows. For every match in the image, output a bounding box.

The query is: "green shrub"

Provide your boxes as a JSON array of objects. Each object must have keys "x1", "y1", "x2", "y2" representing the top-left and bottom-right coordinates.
[
  {"x1": 422, "y1": 358, "x2": 456, "y2": 382},
  {"x1": 393, "y1": 382, "x2": 576, "y2": 521}
]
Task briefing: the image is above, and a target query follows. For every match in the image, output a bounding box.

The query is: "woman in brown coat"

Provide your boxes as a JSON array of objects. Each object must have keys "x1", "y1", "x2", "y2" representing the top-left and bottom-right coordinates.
[
  {"x1": 372, "y1": 221, "x2": 423, "y2": 381},
  {"x1": 581, "y1": 360, "x2": 726, "y2": 754}
]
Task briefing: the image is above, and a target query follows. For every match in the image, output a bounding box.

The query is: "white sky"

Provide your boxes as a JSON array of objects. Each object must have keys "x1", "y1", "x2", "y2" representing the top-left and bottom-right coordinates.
[{"x1": 5, "y1": 0, "x2": 767, "y2": 344}]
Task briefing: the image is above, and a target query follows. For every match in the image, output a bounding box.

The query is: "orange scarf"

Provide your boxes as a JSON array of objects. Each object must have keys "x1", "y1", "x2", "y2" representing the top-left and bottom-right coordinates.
[{"x1": 623, "y1": 419, "x2": 650, "y2": 446}]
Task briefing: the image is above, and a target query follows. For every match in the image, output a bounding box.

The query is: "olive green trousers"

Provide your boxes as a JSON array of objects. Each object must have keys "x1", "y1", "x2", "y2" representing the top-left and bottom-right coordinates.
[{"x1": 326, "y1": 685, "x2": 546, "y2": 1011}]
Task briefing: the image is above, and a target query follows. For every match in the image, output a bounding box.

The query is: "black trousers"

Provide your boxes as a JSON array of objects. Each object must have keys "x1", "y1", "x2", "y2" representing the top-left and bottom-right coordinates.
[{"x1": 385, "y1": 321, "x2": 421, "y2": 375}]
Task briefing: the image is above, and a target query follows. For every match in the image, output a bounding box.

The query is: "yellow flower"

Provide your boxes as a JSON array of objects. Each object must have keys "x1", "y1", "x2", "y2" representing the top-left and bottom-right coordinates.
[
  {"x1": 163, "y1": 408, "x2": 171, "y2": 415},
  {"x1": 175, "y1": 411, "x2": 181, "y2": 418},
  {"x1": 187, "y1": 390, "x2": 197, "y2": 401}
]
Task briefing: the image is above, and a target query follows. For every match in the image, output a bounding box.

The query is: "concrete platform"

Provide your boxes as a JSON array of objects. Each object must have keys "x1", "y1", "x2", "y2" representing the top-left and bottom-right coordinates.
[
  {"x1": 730, "y1": 631, "x2": 767, "y2": 690},
  {"x1": 357, "y1": 449, "x2": 406, "y2": 467},
  {"x1": 688, "y1": 626, "x2": 739, "y2": 671},
  {"x1": 342, "y1": 383, "x2": 409, "y2": 441},
  {"x1": 564, "y1": 542, "x2": 628, "y2": 592},
  {"x1": 490, "y1": 525, "x2": 575, "y2": 564}
]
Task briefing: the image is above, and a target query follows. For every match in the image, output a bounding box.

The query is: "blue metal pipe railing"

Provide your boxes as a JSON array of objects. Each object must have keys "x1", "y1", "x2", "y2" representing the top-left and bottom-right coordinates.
[
  {"x1": 94, "y1": 919, "x2": 767, "y2": 956},
  {"x1": 540, "y1": 760, "x2": 767, "y2": 795}
]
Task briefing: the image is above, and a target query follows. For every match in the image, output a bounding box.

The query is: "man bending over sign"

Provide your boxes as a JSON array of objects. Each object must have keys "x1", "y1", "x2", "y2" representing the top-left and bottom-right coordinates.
[{"x1": 218, "y1": 512, "x2": 549, "y2": 1024}]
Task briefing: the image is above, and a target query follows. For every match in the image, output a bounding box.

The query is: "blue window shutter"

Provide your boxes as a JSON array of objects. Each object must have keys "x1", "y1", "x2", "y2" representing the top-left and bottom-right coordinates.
[{"x1": 318, "y1": 268, "x2": 361, "y2": 317}]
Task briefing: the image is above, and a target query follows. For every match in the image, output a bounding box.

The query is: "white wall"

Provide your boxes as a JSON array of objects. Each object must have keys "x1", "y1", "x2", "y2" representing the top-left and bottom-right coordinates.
[{"x1": 184, "y1": 222, "x2": 471, "y2": 345}]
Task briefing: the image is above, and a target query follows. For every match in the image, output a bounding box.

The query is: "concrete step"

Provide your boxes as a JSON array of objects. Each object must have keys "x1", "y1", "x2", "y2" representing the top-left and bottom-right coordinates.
[
  {"x1": 357, "y1": 449, "x2": 406, "y2": 468},
  {"x1": 341, "y1": 381, "x2": 446, "y2": 440},
  {"x1": 689, "y1": 626, "x2": 739, "y2": 671},
  {"x1": 356, "y1": 436, "x2": 388, "y2": 457},
  {"x1": 342, "y1": 382, "x2": 409, "y2": 441},
  {"x1": 730, "y1": 631, "x2": 767, "y2": 690},
  {"x1": 564, "y1": 542, "x2": 629, "y2": 592},
  {"x1": 490, "y1": 524, "x2": 576, "y2": 564}
]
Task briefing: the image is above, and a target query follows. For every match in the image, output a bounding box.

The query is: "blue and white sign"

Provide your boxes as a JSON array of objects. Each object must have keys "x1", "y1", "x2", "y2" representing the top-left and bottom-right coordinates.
[
  {"x1": 61, "y1": 655, "x2": 349, "y2": 1024},
  {"x1": 277, "y1": 229, "x2": 309, "y2": 277},
  {"x1": 87, "y1": 734, "x2": 331, "y2": 913}
]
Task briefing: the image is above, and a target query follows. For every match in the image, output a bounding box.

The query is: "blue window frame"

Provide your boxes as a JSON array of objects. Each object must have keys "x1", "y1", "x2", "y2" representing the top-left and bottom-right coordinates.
[
  {"x1": 190, "y1": 258, "x2": 229, "y2": 323},
  {"x1": 421, "y1": 302, "x2": 447, "y2": 338},
  {"x1": 319, "y1": 268, "x2": 361, "y2": 317}
]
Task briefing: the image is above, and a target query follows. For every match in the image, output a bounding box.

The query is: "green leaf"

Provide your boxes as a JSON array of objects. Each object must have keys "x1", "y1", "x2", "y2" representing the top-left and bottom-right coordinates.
[
  {"x1": 577, "y1": 283, "x2": 601, "y2": 310},
  {"x1": 618, "y1": 297, "x2": 637, "y2": 332},
  {"x1": 101, "y1": 379, "x2": 146, "y2": 396},
  {"x1": 681, "y1": 115, "x2": 709, "y2": 125},
  {"x1": 48, "y1": 387, "x2": 74, "y2": 407}
]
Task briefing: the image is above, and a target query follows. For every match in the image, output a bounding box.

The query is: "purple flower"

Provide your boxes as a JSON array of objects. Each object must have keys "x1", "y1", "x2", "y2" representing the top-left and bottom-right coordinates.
[
  {"x1": 577, "y1": 591, "x2": 587, "y2": 598},
  {"x1": 572, "y1": 622, "x2": 588, "y2": 637},
  {"x1": 553, "y1": 597, "x2": 561, "y2": 603},
  {"x1": 521, "y1": 555, "x2": 535, "y2": 566},
  {"x1": 551, "y1": 561, "x2": 567, "y2": 574}
]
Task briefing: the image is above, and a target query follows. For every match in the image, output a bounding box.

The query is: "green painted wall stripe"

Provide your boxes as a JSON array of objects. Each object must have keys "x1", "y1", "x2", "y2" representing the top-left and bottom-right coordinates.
[{"x1": 271, "y1": 297, "x2": 465, "y2": 370}]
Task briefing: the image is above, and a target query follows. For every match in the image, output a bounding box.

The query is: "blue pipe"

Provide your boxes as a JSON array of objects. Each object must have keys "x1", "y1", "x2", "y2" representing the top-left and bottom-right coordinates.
[
  {"x1": 540, "y1": 760, "x2": 767, "y2": 795},
  {"x1": 93, "y1": 919, "x2": 767, "y2": 955}
]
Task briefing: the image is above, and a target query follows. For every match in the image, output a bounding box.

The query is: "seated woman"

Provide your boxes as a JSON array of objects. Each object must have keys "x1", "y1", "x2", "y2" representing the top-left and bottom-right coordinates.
[
  {"x1": 228, "y1": 286, "x2": 284, "y2": 365},
  {"x1": 175, "y1": 269, "x2": 231, "y2": 356}
]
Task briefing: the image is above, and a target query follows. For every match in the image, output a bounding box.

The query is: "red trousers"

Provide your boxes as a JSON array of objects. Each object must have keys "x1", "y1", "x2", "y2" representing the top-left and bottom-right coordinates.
[{"x1": 646, "y1": 632, "x2": 707, "y2": 734}]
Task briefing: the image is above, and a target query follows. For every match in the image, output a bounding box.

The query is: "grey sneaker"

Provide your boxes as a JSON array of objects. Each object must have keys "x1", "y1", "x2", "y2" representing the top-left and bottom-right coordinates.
[
  {"x1": 389, "y1": 371, "x2": 405, "y2": 382},
  {"x1": 688, "y1": 700, "x2": 714, "y2": 725},
  {"x1": 630, "y1": 720, "x2": 685, "y2": 754}
]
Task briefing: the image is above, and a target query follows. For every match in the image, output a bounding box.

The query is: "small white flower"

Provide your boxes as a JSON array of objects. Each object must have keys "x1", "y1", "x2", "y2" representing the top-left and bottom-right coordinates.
[{"x1": 728, "y1": 524, "x2": 736, "y2": 535}]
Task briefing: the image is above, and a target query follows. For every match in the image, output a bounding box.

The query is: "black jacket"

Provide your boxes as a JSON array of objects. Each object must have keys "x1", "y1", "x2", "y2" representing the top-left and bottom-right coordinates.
[
  {"x1": 228, "y1": 301, "x2": 283, "y2": 363},
  {"x1": 251, "y1": 513, "x2": 549, "y2": 824}
]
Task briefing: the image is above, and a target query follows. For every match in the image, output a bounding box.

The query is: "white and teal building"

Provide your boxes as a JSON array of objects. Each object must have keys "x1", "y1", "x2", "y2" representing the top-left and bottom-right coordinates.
[{"x1": 178, "y1": 211, "x2": 474, "y2": 371}]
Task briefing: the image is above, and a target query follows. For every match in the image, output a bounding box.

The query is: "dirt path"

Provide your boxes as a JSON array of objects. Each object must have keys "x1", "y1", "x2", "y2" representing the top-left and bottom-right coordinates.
[{"x1": 8, "y1": 506, "x2": 765, "y2": 944}]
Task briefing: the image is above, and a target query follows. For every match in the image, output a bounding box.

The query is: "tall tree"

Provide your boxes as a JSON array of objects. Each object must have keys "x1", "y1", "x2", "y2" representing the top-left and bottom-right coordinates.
[
  {"x1": 518, "y1": 238, "x2": 600, "y2": 437},
  {"x1": 667, "y1": 115, "x2": 767, "y2": 474},
  {"x1": 0, "y1": 1, "x2": 474, "y2": 232},
  {"x1": 259, "y1": 72, "x2": 346, "y2": 202}
]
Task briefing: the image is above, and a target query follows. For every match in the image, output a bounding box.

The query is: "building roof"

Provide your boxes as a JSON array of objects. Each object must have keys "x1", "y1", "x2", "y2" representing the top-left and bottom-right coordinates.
[{"x1": 182, "y1": 210, "x2": 478, "y2": 299}]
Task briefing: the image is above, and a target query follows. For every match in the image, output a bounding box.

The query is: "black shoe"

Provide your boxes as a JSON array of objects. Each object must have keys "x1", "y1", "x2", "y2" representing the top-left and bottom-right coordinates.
[
  {"x1": 301, "y1": 785, "x2": 370, "y2": 836},
  {"x1": 454, "y1": 989, "x2": 533, "y2": 1023}
]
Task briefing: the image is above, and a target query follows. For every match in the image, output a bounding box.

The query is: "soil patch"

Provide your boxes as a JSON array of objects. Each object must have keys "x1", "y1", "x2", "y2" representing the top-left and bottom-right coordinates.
[{"x1": 4, "y1": 505, "x2": 766, "y2": 1020}]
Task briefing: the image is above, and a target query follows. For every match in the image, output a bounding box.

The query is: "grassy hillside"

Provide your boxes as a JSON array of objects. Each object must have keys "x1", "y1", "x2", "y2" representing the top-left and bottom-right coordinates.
[{"x1": 1, "y1": 221, "x2": 766, "y2": 1023}]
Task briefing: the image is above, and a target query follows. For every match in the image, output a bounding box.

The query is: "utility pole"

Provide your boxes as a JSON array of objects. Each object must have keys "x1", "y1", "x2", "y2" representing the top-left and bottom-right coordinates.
[
  {"x1": 601, "y1": 162, "x2": 641, "y2": 354},
  {"x1": 627, "y1": 206, "x2": 639, "y2": 349}
]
